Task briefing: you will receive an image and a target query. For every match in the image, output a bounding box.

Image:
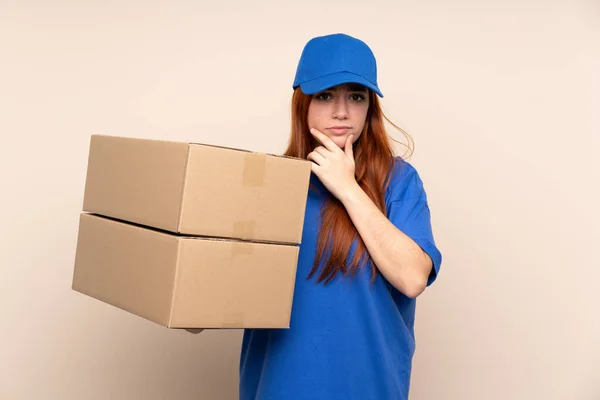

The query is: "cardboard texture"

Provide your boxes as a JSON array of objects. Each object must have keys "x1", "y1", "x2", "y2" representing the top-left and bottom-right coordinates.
[
  {"x1": 72, "y1": 134, "x2": 312, "y2": 329},
  {"x1": 73, "y1": 213, "x2": 300, "y2": 328},
  {"x1": 82, "y1": 134, "x2": 312, "y2": 244}
]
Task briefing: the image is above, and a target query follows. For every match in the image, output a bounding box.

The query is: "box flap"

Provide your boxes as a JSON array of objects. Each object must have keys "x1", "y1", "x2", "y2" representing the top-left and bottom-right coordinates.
[
  {"x1": 188, "y1": 141, "x2": 307, "y2": 163},
  {"x1": 179, "y1": 144, "x2": 311, "y2": 243},
  {"x1": 168, "y1": 238, "x2": 299, "y2": 328},
  {"x1": 72, "y1": 213, "x2": 180, "y2": 326},
  {"x1": 82, "y1": 134, "x2": 189, "y2": 232}
]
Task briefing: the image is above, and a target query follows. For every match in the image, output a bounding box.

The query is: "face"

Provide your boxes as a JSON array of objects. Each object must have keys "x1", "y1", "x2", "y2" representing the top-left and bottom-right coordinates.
[{"x1": 307, "y1": 83, "x2": 370, "y2": 149}]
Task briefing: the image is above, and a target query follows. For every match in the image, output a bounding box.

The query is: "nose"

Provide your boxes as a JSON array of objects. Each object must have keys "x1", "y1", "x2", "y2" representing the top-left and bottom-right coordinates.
[{"x1": 332, "y1": 97, "x2": 349, "y2": 120}]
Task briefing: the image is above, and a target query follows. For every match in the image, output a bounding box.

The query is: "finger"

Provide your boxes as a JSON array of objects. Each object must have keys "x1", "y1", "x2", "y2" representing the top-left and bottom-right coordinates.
[
  {"x1": 310, "y1": 128, "x2": 340, "y2": 153},
  {"x1": 307, "y1": 151, "x2": 325, "y2": 165},
  {"x1": 313, "y1": 146, "x2": 330, "y2": 157},
  {"x1": 344, "y1": 135, "x2": 354, "y2": 159},
  {"x1": 310, "y1": 161, "x2": 320, "y2": 174}
]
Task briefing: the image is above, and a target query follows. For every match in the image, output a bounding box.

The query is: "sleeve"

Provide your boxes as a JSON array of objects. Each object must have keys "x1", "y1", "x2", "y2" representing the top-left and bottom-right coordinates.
[{"x1": 387, "y1": 166, "x2": 443, "y2": 287}]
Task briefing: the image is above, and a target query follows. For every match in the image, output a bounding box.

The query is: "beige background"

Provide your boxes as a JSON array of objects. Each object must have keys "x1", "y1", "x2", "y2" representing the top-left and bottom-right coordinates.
[{"x1": 1, "y1": 1, "x2": 598, "y2": 399}]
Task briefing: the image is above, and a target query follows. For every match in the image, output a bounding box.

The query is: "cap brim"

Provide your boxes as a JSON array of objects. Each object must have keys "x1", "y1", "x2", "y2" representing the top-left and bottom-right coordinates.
[{"x1": 298, "y1": 71, "x2": 384, "y2": 98}]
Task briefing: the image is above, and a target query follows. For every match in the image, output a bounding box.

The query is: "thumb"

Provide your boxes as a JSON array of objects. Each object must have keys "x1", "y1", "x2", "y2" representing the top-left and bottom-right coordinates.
[{"x1": 345, "y1": 135, "x2": 354, "y2": 158}]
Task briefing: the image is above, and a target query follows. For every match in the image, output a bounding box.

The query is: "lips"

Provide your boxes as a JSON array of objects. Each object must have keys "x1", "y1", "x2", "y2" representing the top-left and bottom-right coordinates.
[{"x1": 327, "y1": 126, "x2": 351, "y2": 135}]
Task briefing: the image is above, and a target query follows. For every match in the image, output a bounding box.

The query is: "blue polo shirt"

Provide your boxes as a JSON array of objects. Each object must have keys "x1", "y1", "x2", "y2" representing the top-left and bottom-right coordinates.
[{"x1": 239, "y1": 157, "x2": 443, "y2": 400}]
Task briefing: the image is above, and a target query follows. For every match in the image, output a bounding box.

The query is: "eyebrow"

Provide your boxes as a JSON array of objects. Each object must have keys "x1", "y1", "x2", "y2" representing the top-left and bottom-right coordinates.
[{"x1": 344, "y1": 83, "x2": 368, "y2": 92}]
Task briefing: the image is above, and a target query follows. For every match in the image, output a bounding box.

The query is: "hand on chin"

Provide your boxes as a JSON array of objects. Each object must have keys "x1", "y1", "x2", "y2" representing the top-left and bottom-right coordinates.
[{"x1": 327, "y1": 134, "x2": 349, "y2": 149}]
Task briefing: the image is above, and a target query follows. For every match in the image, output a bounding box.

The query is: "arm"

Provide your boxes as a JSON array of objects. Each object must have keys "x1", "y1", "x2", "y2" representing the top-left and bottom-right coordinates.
[
  {"x1": 339, "y1": 182, "x2": 432, "y2": 298},
  {"x1": 307, "y1": 128, "x2": 432, "y2": 298}
]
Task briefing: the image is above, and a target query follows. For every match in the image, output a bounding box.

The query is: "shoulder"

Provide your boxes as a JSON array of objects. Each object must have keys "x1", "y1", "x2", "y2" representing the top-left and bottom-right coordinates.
[{"x1": 385, "y1": 156, "x2": 427, "y2": 203}]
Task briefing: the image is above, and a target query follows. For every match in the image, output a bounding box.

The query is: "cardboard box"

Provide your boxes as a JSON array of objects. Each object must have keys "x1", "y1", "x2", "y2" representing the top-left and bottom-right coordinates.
[
  {"x1": 72, "y1": 213, "x2": 299, "y2": 328},
  {"x1": 82, "y1": 134, "x2": 312, "y2": 244}
]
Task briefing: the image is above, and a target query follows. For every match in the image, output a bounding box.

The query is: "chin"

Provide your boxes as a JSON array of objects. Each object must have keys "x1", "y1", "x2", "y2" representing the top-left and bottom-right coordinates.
[{"x1": 330, "y1": 135, "x2": 348, "y2": 148}]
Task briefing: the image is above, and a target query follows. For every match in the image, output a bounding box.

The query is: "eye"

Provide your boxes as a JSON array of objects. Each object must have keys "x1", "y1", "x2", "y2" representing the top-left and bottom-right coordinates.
[
  {"x1": 315, "y1": 92, "x2": 332, "y2": 101},
  {"x1": 350, "y1": 93, "x2": 366, "y2": 102}
]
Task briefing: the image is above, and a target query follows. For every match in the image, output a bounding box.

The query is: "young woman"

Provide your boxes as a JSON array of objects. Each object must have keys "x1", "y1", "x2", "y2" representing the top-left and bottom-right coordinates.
[{"x1": 238, "y1": 33, "x2": 443, "y2": 400}]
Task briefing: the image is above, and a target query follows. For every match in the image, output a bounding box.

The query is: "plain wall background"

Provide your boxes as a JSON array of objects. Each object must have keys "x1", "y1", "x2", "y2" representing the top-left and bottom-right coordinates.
[{"x1": 1, "y1": 1, "x2": 598, "y2": 399}]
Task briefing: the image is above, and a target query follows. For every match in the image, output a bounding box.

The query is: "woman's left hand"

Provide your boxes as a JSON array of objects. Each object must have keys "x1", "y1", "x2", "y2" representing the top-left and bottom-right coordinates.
[{"x1": 307, "y1": 128, "x2": 358, "y2": 201}]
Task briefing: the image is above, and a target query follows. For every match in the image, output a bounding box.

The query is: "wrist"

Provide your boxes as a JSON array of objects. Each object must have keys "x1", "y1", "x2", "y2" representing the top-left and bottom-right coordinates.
[{"x1": 340, "y1": 180, "x2": 363, "y2": 206}]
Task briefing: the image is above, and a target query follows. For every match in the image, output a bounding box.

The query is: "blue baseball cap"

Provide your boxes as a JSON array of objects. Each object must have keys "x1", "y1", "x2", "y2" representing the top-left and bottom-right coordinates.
[{"x1": 292, "y1": 33, "x2": 383, "y2": 98}]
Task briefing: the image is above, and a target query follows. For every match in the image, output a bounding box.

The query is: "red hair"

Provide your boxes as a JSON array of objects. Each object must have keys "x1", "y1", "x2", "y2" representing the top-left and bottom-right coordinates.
[{"x1": 283, "y1": 87, "x2": 414, "y2": 284}]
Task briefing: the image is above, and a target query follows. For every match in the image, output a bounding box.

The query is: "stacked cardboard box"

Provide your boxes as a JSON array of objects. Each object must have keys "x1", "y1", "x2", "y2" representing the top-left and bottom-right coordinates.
[{"x1": 72, "y1": 134, "x2": 312, "y2": 329}]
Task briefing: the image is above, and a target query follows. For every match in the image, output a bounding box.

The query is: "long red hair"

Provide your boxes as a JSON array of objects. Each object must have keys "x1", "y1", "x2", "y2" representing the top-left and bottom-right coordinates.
[{"x1": 283, "y1": 87, "x2": 414, "y2": 284}]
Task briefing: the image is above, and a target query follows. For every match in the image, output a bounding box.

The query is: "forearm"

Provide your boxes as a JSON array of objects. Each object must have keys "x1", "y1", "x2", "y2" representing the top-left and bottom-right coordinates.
[{"x1": 340, "y1": 182, "x2": 432, "y2": 298}]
